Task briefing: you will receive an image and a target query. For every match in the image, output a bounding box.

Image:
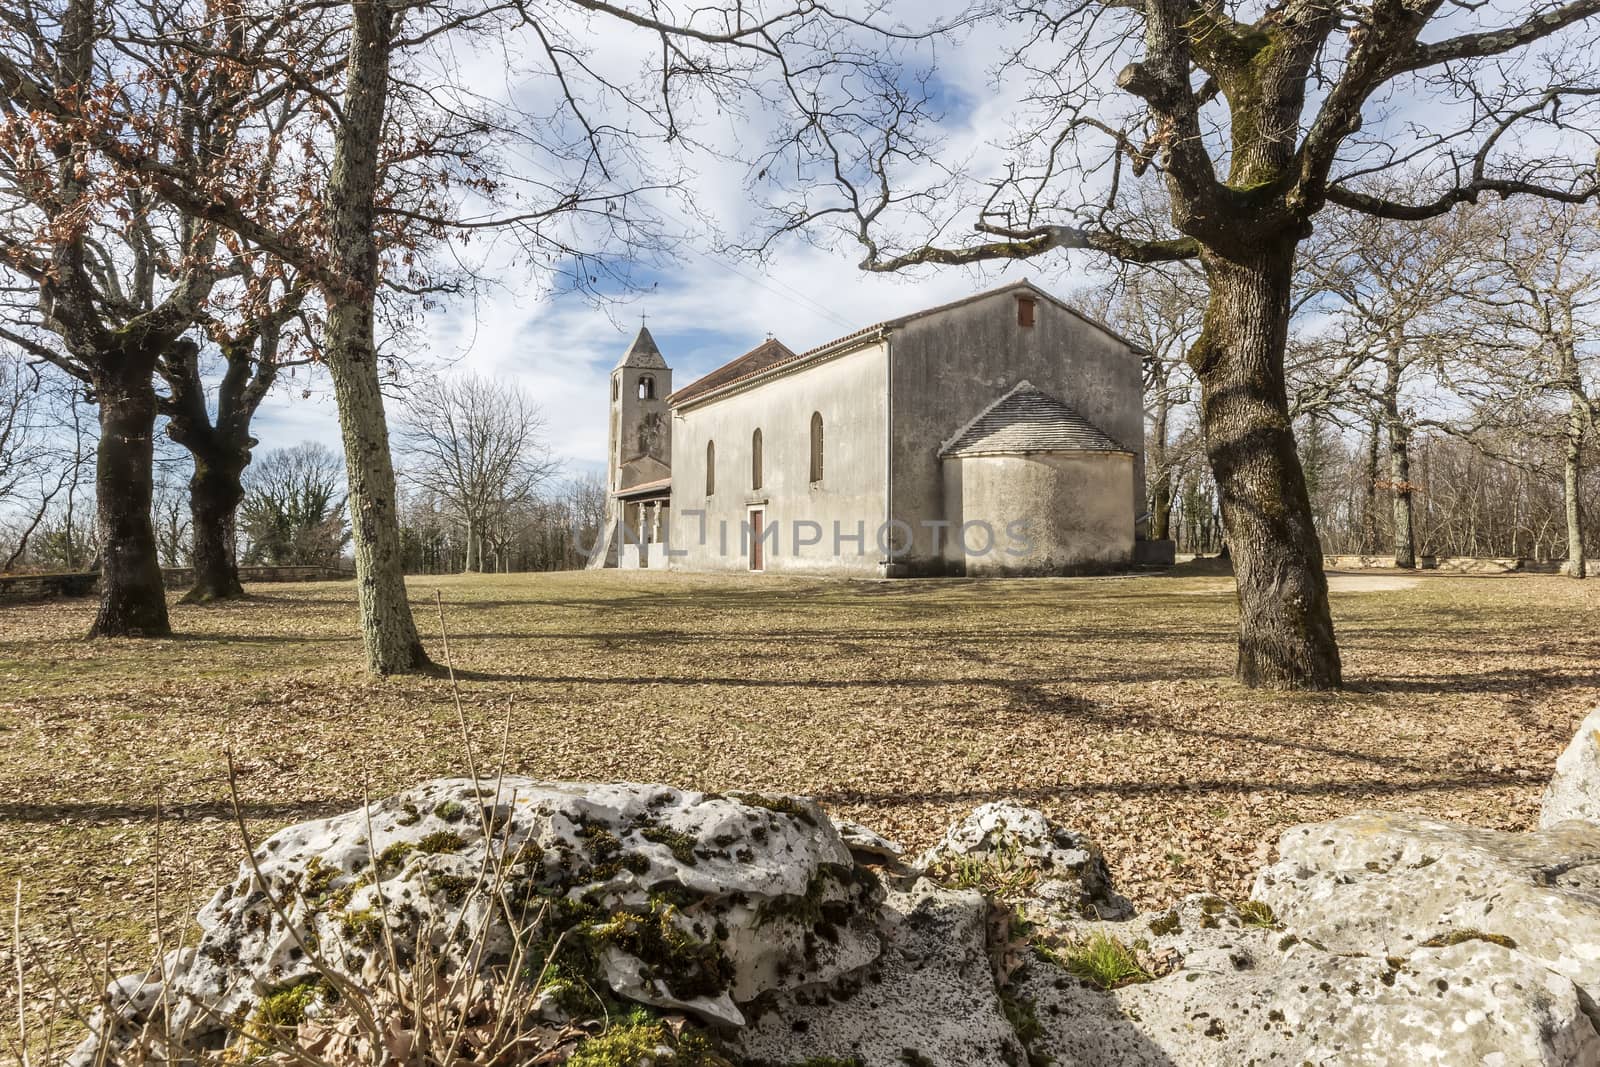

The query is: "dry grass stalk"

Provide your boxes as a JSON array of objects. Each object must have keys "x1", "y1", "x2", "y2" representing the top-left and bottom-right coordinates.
[{"x1": 6, "y1": 599, "x2": 715, "y2": 1066}]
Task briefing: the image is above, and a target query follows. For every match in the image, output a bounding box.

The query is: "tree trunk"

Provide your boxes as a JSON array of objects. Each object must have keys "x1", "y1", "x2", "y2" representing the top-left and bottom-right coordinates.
[
  {"x1": 326, "y1": 296, "x2": 427, "y2": 673},
  {"x1": 322, "y1": 0, "x2": 427, "y2": 673},
  {"x1": 1382, "y1": 354, "x2": 1416, "y2": 569},
  {"x1": 89, "y1": 364, "x2": 170, "y2": 637},
  {"x1": 1389, "y1": 433, "x2": 1416, "y2": 568},
  {"x1": 1189, "y1": 243, "x2": 1341, "y2": 690},
  {"x1": 1151, "y1": 477, "x2": 1173, "y2": 542},
  {"x1": 1565, "y1": 386, "x2": 1588, "y2": 580},
  {"x1": 1150, "y1": 391, "x2": 1173, "y2": 541},
  {"x1": 1360, "y1": 413, "x2": 1380, "y2": 554},
  {"x1": 185, "y1": 454, "x2": 246, "y2": 602}
]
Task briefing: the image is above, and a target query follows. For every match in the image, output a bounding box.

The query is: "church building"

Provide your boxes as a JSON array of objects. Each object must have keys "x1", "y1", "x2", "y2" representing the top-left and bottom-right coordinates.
[{"x1": 589, "y1": 280, "x2": 1149, "y2": 577}]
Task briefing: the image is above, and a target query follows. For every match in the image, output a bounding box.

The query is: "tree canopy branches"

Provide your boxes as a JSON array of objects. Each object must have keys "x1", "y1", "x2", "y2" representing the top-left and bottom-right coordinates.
[{"x1": 763, "y1": 1, "x2": 1600, "y2": 273}]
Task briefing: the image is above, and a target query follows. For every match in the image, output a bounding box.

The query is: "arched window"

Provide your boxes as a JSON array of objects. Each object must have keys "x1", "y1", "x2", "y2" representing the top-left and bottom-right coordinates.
[
  {"x1": 705, "y1": 441, "x2": 716, "y2": 496},
  {"x1": 809, "y1": 412, "x2": 824, "y2": 483},
  {"x1": 638, "y1": 375, "x2": 655, "y2": 400},
  {"x1": 751, "y1": 428, "x2": 763, "y2": 491},
  {"x1": 611, "y1": 377, "x2": 619, "y2": 401}
]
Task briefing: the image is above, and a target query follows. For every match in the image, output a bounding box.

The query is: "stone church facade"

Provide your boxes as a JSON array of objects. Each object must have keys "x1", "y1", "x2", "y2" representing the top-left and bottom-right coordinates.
[{"x1": 589, "y1": 280, "x2": 1148, "y2": 576}]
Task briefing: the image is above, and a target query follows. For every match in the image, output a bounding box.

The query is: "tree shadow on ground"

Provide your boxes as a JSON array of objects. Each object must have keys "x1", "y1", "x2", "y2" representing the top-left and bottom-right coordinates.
[
  {"x1": 1347, "y1": 667, "x2": 1600, "y2": 696},
  {"x1": 0, "y1": 799, "x2": 347, "y2": 824},
  {"x1": 810, "y1": 769, "x2": 1534, "y2": 810}
]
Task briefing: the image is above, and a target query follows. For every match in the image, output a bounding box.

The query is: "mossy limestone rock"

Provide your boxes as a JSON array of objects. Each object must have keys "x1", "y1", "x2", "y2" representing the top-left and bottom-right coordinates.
[
  {"x1": 734, "y1": 881, "x2": 1028, "y2": 1067},
  {"x1": 1542, "y1": 705, "x2": 1600, "y2": 828},
  {"x1": 72, "y1": 779, "x2": 882, "y2": 1064},
  {"x1": 916, "y1": 801, "x2": 1132, "y2": 920}
]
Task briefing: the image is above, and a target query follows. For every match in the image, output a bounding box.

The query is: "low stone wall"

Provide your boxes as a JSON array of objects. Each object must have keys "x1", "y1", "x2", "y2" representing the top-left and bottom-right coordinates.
[
  {"x1": 2, "y1": 565, "x2": 355, "y2": 601},
  {"x1": 1430, "y1": 556, "x2": 1562, "y2": 574},
  {"x1": 1322, "y1": 554, "x2": 1400, "y2": 569},
  {"x1": 160, "y1": 564, "x2": 354, "y2": 587},
  {"x1": 1133, "y1": 539, "x2": 1176, "y2": 566},
  {"x1": 0, "y1": 571, "x2": 97, "y2": 602},
  {"x1": 1323, "y1": 554, "x2": 1564, "y2": 574}
]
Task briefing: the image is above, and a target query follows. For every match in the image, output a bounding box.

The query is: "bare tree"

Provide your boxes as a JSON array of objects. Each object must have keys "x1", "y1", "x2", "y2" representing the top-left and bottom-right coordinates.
[
  {"x1": 778, "y1": 1, "x2": 1600, "y2": 688},
  {"x1": 0, "y1": 0, "x2": 256, "y2": 635},
  {"x1": 159, "y1": 271, "x2": 313, "y2": 603},
  {"x1": 1451, "y1": 201, "x2": 1600, "y2": 576},
  {"x1": 1087, "y1": 265, "x2": 1206, "y2": 542},
  {"x1": 239, "y1": 443, "x2": 351, "y2": 567},
  {"x1": 0, "y1": 349, "x2": 48, "y2": 515},
  {"x1": 19, "y1": 0, "x2": 911, "y2": 673},
  {"x1": 1, "y1": 366, "x2": 95, "y2": 573},
  {"x1": 1296, "y1": 202, "x2": 1495, "y2": 566},
  {"x1": 398, "y1": 374, "x2": 559, "y2": 572},
  {"x1": 151, "y1": 462, "x2": 192, "y2": 568}
]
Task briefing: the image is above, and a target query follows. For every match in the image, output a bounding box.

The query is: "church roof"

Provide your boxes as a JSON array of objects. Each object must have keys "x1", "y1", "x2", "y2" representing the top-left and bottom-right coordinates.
[
  {"x1": 616, "y1": 326, "x2": 669, "y2": 370},
  {"x1": 940, "y1": 381, "x2": 1128, "y2": 457},
  {"x1": 669, "y1": 337, "x2": 796, "y2": 405},
  {"x1": 666, "y1": 280, "x2": 1146, "y2": 410},
  {"x1": 614, "y1": 476, "x2": 673, "y2": 499}
]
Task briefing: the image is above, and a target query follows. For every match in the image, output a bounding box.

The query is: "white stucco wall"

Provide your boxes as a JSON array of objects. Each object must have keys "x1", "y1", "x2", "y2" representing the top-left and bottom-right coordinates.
[
  {"x1": 889, "y1": 290, "x2": 1144, "y2": 573},
  {"x1": 941, "y1": 451, "x2": 1135, "y2": 575},
  {"x1": 667, "y1": 342, "x2": 889, "y2": 574}
]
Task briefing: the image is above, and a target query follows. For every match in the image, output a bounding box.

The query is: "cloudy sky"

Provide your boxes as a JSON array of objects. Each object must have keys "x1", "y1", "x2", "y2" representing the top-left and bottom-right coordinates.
[
  {"x1": 254, "y1": 242, "x2": 1053, "y2": 482},
  {"x1": 242, "y1": 0, "x2": 1595, "y2": 482},
  {"x1": 247, "y1": 0, "x2": 1075, "y2": 481}
]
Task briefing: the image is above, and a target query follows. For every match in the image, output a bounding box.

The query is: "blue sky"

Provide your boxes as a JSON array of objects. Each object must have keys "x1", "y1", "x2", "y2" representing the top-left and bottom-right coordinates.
[
  {"x1": 249, "y1": 247, "x2": 1050, "y2": 481},
  {"x1": 244, "y1": 0, "x2": 1051, "y2": 480},
  {"x1": 242, "y1": 0, "x2": 1599, "y2": 482}
]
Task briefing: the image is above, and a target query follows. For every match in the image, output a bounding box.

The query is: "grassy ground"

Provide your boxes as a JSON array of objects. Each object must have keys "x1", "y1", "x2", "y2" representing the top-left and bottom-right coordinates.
[{"x1": 4, "y1": 567, "x2": 1599, "y2": 1046}]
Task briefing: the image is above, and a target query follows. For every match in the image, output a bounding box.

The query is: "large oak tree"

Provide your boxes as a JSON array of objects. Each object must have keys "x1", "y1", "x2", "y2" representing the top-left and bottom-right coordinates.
[
  {"x1": 42, "y1": 0, "x2": 922, "y2": 673},
  {"x1": 159, "y1": 268, "x2": 311, "y2": 602},
  {"x1": 781, "y1": 0, "x2": 1600, "y2": 688},
  {"x1": 0, "y1": 0, "x2": 247, "y2": 636}
]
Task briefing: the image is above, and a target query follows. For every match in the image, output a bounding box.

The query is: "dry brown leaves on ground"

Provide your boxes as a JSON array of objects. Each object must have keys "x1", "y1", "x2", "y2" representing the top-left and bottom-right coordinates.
[{"x1": 2, "y1": 568, "x2": 1598, "y2": 1051}]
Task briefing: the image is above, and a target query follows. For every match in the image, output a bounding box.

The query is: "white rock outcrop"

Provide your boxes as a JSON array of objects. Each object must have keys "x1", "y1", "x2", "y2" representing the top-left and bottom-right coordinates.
[
  {"x1": 75, "y1": 752, "x2": 1600, "y2": 1067},
  {"x1": 73, "y1": 778, "x2": 881, "y2": 1065},
  {"x1": 1252, "y1": 811, "x2": 1600, "y2": 1005},
  {"x1": 1542, "y1": 705, "x2": 1600, "y2": 827},
  {"x1": 1023, "y1": 894, "x2": 1600, "y2": 1066},
  {"x1": 916, "y1": 800, "x2": 1133, "y2": 920}
]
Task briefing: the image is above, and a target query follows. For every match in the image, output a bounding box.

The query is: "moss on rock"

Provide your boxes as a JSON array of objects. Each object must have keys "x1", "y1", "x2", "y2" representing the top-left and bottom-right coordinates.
[
  {"x1": 1420, "y1": 929, "x2": 1518, "y2": 950},
  {"x1": 416, "y1": 830, "x2": 467, "y2": 854},
  {"x1": 253, "y1": 977, "x2": 323, "y2": 1030}
]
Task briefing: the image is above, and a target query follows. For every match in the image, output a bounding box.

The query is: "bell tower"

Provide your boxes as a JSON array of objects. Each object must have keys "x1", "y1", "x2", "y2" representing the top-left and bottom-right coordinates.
[
  {"x1": 608, "y1": 326, "x2": 673, "y2": 492},
  {"x1": 590, "y1": 326, "x2": 673, "y2": 568}
]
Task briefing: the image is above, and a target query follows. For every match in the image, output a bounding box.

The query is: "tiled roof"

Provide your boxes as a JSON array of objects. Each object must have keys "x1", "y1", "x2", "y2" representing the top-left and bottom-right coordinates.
[
  {"x1": 614, "y1": 476, "x2": 672, "y2": 498},
  {"x1": 668, "y1": 337, "x2": 796, "y2": 404},
  {"x1": 616, "y1": 326, "x2": 669, "y2": 370},
  {"x1": 667, "y1": 328, "x2": 881, "y2": 406},
  {"x1": 665, "y1": 279, "x2": 1146, "y2": 410},
  {"x1": 941, "y1": 382, "x2": 1127, "y2": 457}
]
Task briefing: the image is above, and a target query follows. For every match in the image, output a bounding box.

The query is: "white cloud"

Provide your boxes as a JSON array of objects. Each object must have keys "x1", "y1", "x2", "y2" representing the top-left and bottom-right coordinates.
[
  {"x1": 249, "y1": 0, "x2": 1600, "y2": 477},
  {"x1": 251, "y1": 0, "x2": 1095, "y2": 475}
]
